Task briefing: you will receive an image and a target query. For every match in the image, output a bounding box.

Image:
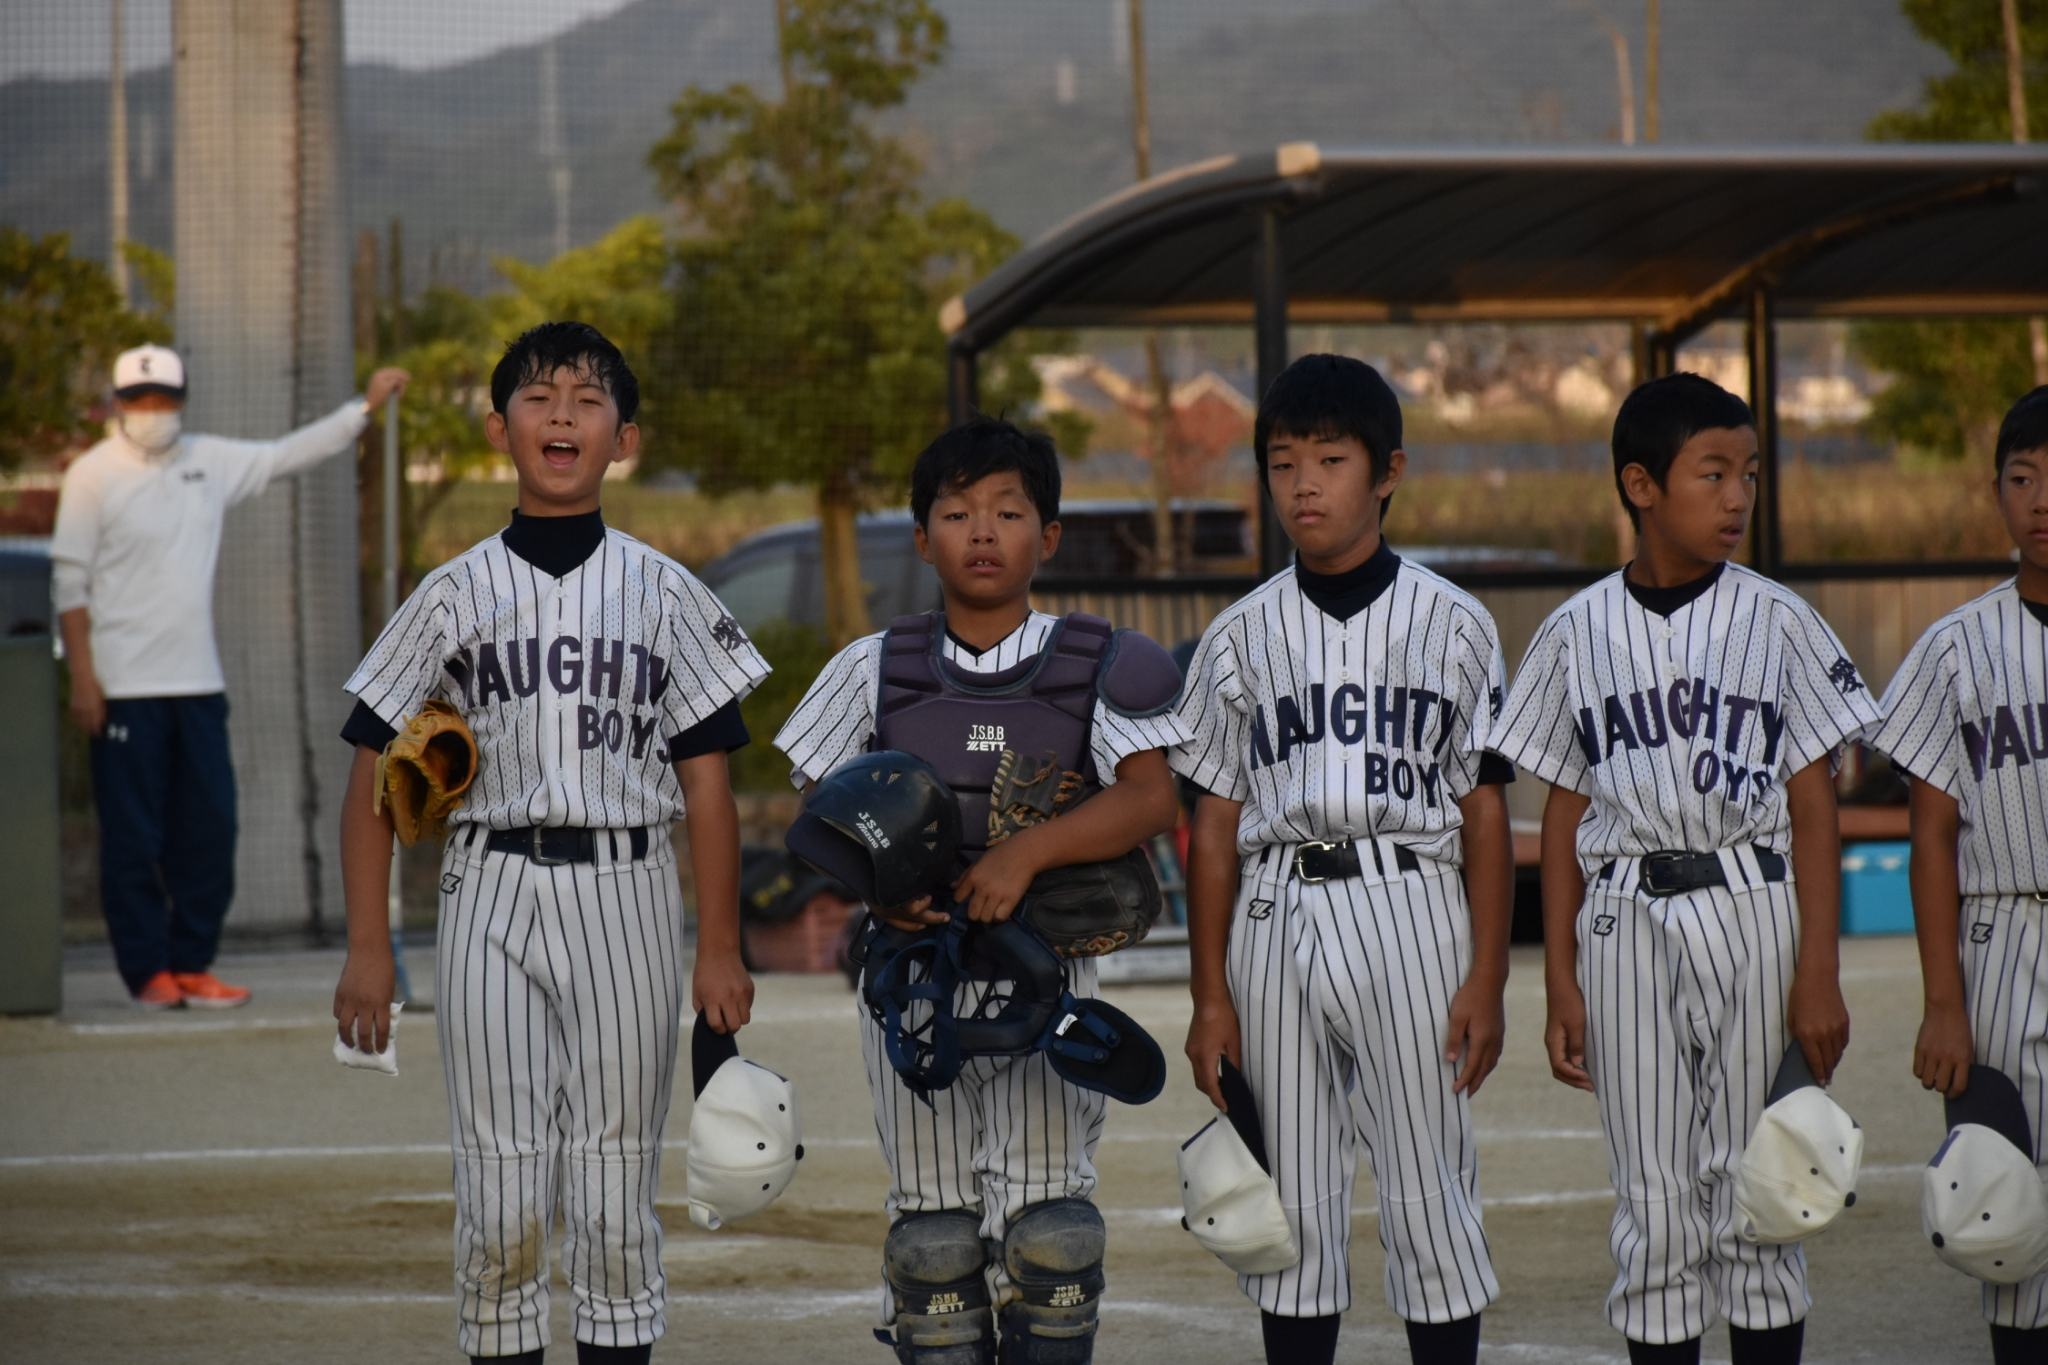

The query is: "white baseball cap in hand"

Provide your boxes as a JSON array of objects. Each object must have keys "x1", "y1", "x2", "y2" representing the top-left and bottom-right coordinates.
[
  {"x1": 1923, "y1": 1064, "x2": 2048, "y2": 1285},
  {"x1": 1734, "y1": 1044, "x2": 1864, "y2": 1245},
  {"x1": 112, "y1": 344, "x2": 186, "y2": 399},
  {"x1": 1177, "y1": 1060, "x2": 1298, "y2": 1275},
  {"x1": 685, "y1": 1012, "x2": 802, "y2": 1231}
]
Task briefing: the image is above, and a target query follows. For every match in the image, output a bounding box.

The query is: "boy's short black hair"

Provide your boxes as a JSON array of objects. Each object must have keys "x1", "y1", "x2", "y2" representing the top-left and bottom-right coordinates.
[
  {"x1": 1254, "y1": 354, "x2": 1403, "y2": 515},
  {"x1": 490, "y1": 321, "x2": 639, "y2": 423},
  {"x1": 1995, "y1": 386, "x2": 2048, "y2": 473},
  {"x1": 910, "y1": 415, "x2": 1061, "y2": 528},
  {"x1": 1610, "y1": 372, "x2": 1755, "y2": 528}
]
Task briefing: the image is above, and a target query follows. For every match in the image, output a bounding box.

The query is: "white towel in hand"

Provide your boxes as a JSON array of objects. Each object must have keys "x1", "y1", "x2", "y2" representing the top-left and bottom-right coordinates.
[{"x1": 333, "y1": 1001, "x2": 405, "y2": 1076}]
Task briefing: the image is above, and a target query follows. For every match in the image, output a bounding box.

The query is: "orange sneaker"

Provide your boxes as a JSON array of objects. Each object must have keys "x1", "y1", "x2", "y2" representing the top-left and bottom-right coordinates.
[
  {"x1": 133, "y1": 971, "x2": 184, "y2": 1010},
  {"x1": 172, "y1": 971, "x2": 251, "y2": 1009}
]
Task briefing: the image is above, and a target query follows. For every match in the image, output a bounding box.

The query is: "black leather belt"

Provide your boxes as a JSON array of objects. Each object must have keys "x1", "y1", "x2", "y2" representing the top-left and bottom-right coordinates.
[
  {"x1": 1293, "y1": 838, "x2": 1421, "y2": 884},
  {"x1": 481, "y1": 826, "x2": 652, "y2": 867},
  {"x1": 1599, "y1": 846, "x2": 1787, "y2": 898}
]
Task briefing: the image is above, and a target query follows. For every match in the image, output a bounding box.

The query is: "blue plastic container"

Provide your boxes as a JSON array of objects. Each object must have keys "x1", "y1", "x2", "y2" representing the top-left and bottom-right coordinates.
[{"x1": 1840, "y1": 840, "x2": 1914, "y2": 936}]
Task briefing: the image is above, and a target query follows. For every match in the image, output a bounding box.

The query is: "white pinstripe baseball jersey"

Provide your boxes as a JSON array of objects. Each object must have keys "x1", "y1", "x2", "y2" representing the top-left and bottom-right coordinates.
[
  {"x1": 345, "y1": 527, "x2": 768, "y2": 828},
  {"x1": 1165, "y1": 552, "x2": 1507, "y2": 1325},
  {"x1": 1869, "y1": 581, "x2": 2048, "y2": 896},
  {"x1": 1170, "y1": 560, "x2": 1507, "y2": 864},
  {"x1": 1488, "y1": 563, "x2": 1883, "y2": 874},
  {"x1": 348, "y1": 520, "x2": 765, "y2": 1356}
]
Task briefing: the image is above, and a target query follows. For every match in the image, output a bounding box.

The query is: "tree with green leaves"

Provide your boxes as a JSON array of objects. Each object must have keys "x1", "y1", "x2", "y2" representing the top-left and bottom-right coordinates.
[
  {"x1": 1856, "y1": 0, "x2": 2044, "y2": 462},
  {"x1": 0, "y1": 229, "x2": 168, "y2": 469},
  {"x1": 352, "y1": 216, "x2": 673, "y2": 595},
  {"x1": 642, "y1": 0, "x2": 1069, "y2": 648}
]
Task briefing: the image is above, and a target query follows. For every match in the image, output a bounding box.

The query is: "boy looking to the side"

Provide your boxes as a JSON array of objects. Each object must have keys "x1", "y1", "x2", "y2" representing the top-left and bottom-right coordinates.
[{"x1": 1489, "y1": 373, "x2": 1880, "y2": 1365}]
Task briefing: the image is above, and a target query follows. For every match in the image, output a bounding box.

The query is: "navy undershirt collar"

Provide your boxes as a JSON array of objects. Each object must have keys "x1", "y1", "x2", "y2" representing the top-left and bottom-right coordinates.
[
  {"x1": 502, "y1": 508, "x2": 605, "y2": 578},
  {"x1": 2024, "y1": 595, "x2": 2048, "y2": 629},
  {"x1": 1624, "y1": 560, "x2": 1726, "y2": 618},
  {"x1": 1295, "y1": 538, "x2": 1401, "y2": 622}
]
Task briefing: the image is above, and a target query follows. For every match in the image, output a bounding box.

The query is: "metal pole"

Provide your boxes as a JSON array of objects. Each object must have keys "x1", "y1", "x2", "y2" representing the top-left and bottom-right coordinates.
[
  {"x1": 1253, "y1": 206, "x2": 1290, "y2": 577},
  {"x1": 383, "y1": 398, "x2": 412, "y2": 1002},
  {"x1": 1645, "y1": 331, "x2": 1676, "y2": 378},
  {"x1": 1747, "y1": 285, "x2": 1780, "y2": 576},
  {"x1": 109, "y1": 0, "x2": 130, "y2": 304},
  {"x1": 947, "y1": 345, "x2": 978, "y2": 426},
  {"x1": 1643, "y1": 0, "x2": 1661, "y2": 143}
]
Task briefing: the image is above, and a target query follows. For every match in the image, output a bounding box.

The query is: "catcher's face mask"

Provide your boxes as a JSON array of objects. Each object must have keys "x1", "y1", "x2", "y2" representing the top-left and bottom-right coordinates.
[{"x1": 858, "y1": 918, "x2": 1165, "y2": 1106}]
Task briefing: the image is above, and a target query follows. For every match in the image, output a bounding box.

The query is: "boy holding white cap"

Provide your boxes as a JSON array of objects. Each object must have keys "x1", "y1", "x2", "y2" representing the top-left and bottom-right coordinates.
[
  {"x1": 51, "y1": 343, "x2": 406, "y2": 1008},
  {"x1": 1869, "y1": 386, "x2": 2048, "y2": 1364}
]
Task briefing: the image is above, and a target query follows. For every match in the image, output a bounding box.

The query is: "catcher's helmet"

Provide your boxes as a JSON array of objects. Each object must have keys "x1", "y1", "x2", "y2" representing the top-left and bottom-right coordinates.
[{"x1": 786, "y1": 750, "x2": 962, "y2": 909}]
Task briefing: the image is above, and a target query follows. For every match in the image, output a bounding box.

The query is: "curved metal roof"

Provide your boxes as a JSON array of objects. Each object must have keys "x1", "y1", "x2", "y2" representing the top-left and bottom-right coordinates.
[{"x1": 941, "y1": 144, "x2": 2048, "y2": 351}]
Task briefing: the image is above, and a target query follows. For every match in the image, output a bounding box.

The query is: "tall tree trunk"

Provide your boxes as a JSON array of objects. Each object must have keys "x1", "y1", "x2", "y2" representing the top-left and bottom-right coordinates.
[{"x1": 819, "y1": 469, "x2": 871, "y2": 648}]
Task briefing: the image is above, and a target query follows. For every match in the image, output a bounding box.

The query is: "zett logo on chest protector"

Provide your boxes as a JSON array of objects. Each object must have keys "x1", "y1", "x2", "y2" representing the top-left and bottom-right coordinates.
[{"x1": 966, "y1": 723, "x2": 1006, "y2": 753}]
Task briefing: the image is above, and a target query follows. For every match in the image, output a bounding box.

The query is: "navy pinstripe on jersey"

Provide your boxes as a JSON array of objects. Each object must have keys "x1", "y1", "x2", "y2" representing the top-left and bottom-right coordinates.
[
  {"x1": 1486, "y1": 563, "x2": 1880, "y2": 1345},
  {"x1": 1171, "y1": 561, "x2": 1506, "y2": 864},
  {"x1": 1167, "y1": 556, "x2": 1506, "y2": 1324},
  {"x1": 346, "y1": 525, "x2": 766, "y2": 1356},
  {"x1": 1873, "y1": 580, "x2": 2048, "y2": 1332},
  {"x1": 345, "y1": 528, "x2": 768, "y2": 828},
  {"x1": 1869, "y1": 580, "x2": 2048, "y2": 896},
  {"x1": 1487, "y1": 563, "x2": 1883, "y2": 876}
]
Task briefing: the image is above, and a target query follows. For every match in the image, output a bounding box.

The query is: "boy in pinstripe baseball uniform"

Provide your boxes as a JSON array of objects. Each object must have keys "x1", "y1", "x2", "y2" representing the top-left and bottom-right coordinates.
[
  {"x1": 1489, "y1": 373, "x2": 1881, "y2": 1365},
  {"x1": 773, "y1": 417, "x2": 1187, "y2": 1364},
  {"x1": 332, "y1": 322, "x2": 769, "y2": 1364},
  {"x1": 1175, "y1": 354, "x2": 1514, "y2": 1365},
  {"x1": 1870, "y1": 386, "x2": 2048, "y2": 1365}
]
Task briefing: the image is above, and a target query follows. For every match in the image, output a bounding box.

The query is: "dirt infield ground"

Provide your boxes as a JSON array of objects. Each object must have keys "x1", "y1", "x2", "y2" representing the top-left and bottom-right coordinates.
[{"x1": 0, "y1": 937, "x2": 1998, "y2": 1364}]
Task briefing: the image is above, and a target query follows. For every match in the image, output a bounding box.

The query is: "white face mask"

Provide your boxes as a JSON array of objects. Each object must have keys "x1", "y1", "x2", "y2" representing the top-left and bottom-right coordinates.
[{"x1": 119, "y1": 410, "x2": 183, "y2": 453}]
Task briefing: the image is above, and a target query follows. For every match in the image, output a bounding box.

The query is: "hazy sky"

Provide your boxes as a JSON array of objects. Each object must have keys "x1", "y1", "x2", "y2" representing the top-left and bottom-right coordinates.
[{"x1": 0, "y1": 0, "x2": 638, "y2": 82}]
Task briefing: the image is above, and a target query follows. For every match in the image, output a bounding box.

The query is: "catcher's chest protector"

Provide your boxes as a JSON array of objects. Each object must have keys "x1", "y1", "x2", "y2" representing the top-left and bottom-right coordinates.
[{"x1": 874, "y1": 612, "x2": 1107, "y2": 860}]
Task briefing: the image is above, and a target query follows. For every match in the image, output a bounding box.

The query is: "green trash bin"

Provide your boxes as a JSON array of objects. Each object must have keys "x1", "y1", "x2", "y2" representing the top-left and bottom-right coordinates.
[{"x1": 0, "y1": 632, "x2": 63, "y2": 1015}]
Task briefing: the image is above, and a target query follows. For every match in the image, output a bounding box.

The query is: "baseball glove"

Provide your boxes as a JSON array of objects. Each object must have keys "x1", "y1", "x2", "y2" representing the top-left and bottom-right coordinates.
[
  {"x1": 374, "y1": 699, "x2": 478, "y2": 846},
  {"x1": 988, "y1": 746, "x2": 1163, "y2": 958}
]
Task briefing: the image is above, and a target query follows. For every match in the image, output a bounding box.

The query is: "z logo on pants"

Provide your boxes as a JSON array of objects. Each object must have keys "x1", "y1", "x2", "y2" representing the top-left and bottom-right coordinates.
[
  {"x1": 1247, "y1": 899, "x2": 1273, "y2": 921},
  {"x1": 1970, "y1": 921, "x2": 1993, "y2": 944},
  {"x1": 1592, "y1": 914, "x2": 1617, "y2": 936}
]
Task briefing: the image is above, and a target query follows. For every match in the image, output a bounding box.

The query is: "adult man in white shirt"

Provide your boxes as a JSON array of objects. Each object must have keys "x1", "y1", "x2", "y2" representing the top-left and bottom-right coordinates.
[{"x1": 51, "y1": 344, "x2": 408, "y2": 1009}]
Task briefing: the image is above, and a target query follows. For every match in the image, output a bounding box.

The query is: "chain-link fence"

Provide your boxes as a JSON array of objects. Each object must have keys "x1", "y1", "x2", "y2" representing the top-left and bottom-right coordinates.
[{"x1": 3, "y1": 0, "x2": 2032, "y2": 938}]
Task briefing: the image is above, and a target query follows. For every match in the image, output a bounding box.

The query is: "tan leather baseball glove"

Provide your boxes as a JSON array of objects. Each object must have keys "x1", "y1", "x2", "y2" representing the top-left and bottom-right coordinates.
[{"x1": 374, "y1": 699, "x2": 477, "y2": 846}]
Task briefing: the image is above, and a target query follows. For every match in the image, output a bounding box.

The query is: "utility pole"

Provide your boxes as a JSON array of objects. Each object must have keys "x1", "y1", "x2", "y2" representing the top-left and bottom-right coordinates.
[
  {"x1": 540, "y1": 40, "x2": 571, "y2": 257},
  {"x1": 1643, "y1": 0, "x2": 1660, "y2": 144},
  {"x1": 775, "y1": 0, "x2": 794, "y2": 98},
  {"x1": 109, "y1": 0, "x2": 130, "y2": 304},
  {"x1": 2001, "y1": 0, "x2": 2048, "y2": 385},
  {"x1": 1128, "y1": 0, "x2": 1177, "y2": 575},
  {"x1": 1603, "y1": 18, "x2": 1635, "y2": 145}
]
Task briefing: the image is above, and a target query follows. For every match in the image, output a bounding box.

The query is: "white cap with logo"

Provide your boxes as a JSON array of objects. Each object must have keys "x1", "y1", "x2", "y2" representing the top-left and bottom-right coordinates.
[
  {"x1": 1734, "y1": 1044, "x2": 1864, "y2": 1245},
  {"x1": 685, "y1": 1013, "x2": 802, "y2": 1232},
  {"x1": 1923, "y1": 1064, "x2": 2048, "y2": 1285},
  {"x1": 112, "y1": 344, "x2": 186, "y2": 398}
]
